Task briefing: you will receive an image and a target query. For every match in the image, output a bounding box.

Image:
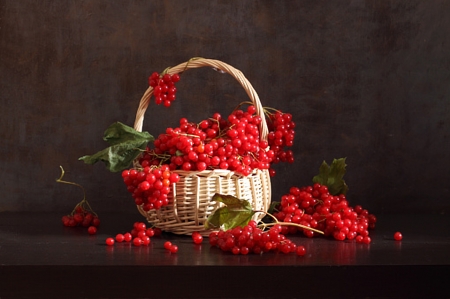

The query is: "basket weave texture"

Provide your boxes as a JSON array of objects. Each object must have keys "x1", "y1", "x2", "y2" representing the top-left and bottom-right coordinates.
[{"x1": 133, "y1": 58, "x2": 271, "y2": 235}]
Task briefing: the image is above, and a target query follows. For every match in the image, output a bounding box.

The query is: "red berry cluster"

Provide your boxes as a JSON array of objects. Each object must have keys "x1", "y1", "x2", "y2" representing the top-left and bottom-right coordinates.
[
  {"x1": 273, "y1": 183, "x2": 376, "y2": 244},
  {"x1": 121, "y1": 164, "x2": 180, "y2": 211},
  {"x1": 61, "y1": 202, "x2": 100, "y2": 234},
  {"x1": 105, "y1": 221, "x2": 162, "y2": 247},
  {"x1": 141, "y1": 105, "x2": 293, "y2": 175},
  {"x1": 148, "y1": 72, "x2": 180, "y2": 107},
  {"x1": 266, "y1": 110, "x2": 295, "y2": 177},
  {"x1": 208, "y1": 220, "x2": 307, "y2": 255},
  {"x1": 57, "y1": 166, "x2": 100, "y2": 234}
]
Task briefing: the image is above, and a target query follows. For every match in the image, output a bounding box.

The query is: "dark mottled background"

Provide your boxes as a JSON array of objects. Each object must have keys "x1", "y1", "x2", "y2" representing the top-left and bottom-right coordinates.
[{"x1": 1, "y1": 0, "x2": 449, "y2": 215}]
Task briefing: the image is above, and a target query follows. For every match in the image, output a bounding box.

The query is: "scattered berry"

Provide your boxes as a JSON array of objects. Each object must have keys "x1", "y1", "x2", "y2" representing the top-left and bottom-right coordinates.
[
  {"x1": 105, "y1": 238, "x2": 115, "y2": 246},
  {"x1": 115, "y1": 234, "x2": 125, "y2": 243},
  {"x1": 192, "y1": 232, "x2": 203, "y2": 244},
  {"x1": 296, "y1": 246, "x2": 306, "y2": 256},
  {"x1": 169, "y1": 244, "x2": 178, "y2": 253},
  {"x1": 106, "y1": 221, "x2": 161, "y2": 248},
  {"x1": 123, "y1": 232, "x2": 132, "y2": 242},
  {"x1": 394, "y1": 231, "x2": 403, "y2": 241},
  {"x1": 133, "y1": 237, "x2": 143, "y2": 247},
  {"x1": 141, "y1": 236, "x2": 151, "y2": 246},
  {"x1": 164, "y1": 241, "x2": 172, "y2": 250}
]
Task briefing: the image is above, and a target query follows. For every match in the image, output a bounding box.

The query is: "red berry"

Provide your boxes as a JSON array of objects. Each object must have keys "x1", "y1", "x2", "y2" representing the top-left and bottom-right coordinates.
[
  {"x1": 87, "y1": 226, "x2": 97, "y2": 235},
  {"x1": 61, "y1": 215, "x2": 71, "y2": 226},
  {"x1": 92, "y1": 217, "x2": 100, "y2": 227},
  {"x1": 164, "y1": 241, "x2": 172, "y2": 250},
  {"x1": 296, "y1": 245, "x2": 306, "y2": 256},
  {"x1": 130, "y1": 229, "x2": 138, "y2": 238},
  {"x1": 123, "y1": 232, "x2": 132, "y2": 242},
  {"x1": 240, "y1": 246, "x2": 250, "y2": 255},
  {"x1": 73, "y1": 213, "x2": 84, "y2": 223},
  {"x1": 137, "y1": 230, "x2": 147, "y2": 239},
  {"x1": 171, "y1": 73, "x2": 180, "y2": 83},
  {"x1": 141, "y1": 236, "x2": 151, "y2": 246},
  {"x1": 362, "y1": 236, "x2": 372, "y2": 244},
  {"x1": 231, "y1": 247, "x2": 240, "y2": 255},
  {"x1": 153, "y1": 227, "x2": 162, "y2": 236},
  {"x1": 394, "y1": 231, "x2": 403, "y2": 241},
  {"x1": 133, "y1": 237, "x2": 143, "y2": 246},
  {"x1": 105, "y1": 238, "x2": 115, "y2": 246},
  {"x1": 192, "y1": 232, "x2": 203, "y2": 244},
  {"x1": 145, "y1": 228, "x2": 155, "y2": 237},
  {"x1": 115, "y1": 234, "x2": 125, "y2": 243}
]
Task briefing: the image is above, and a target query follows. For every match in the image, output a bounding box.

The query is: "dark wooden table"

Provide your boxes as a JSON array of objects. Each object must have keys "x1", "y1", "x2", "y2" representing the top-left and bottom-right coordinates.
[{"x1": 0, "y1": 211, "x2": 449, "y2": 298}]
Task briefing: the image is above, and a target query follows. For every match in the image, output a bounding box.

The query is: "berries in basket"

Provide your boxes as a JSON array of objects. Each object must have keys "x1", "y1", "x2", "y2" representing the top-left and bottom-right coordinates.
[{"x1": 80, "y1": 58, "x2": 295, "y2": 235}]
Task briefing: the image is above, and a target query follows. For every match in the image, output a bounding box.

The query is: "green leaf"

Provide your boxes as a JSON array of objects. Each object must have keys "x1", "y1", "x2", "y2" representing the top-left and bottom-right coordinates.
[
  {"x1": 205, "y1": 194, "x2": 256, "y2": 230},
  {"x1": 79, "y1": 122, "x2": 154, "y2": 172},
  {"x1": 312, "y1": 158, "x2": 349, "y2": 195}
]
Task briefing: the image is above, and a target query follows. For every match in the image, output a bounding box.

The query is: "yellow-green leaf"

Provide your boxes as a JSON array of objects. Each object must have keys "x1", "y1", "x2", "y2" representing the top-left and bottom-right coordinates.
[{"x1": 205, "y1": 194, "x2": 256, "y2": 230}]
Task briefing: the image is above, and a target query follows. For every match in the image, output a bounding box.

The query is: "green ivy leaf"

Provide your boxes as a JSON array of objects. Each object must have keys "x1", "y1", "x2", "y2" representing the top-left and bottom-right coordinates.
[
  {"x1": 312, "y1": 158, "x2": 349, "y2": 195},
  {"x1": 205, "y1": 193, "x2": 256, "y2": 231},
  {"x1": 79, "y1": 122, "x2": 154, "y2": 172}
]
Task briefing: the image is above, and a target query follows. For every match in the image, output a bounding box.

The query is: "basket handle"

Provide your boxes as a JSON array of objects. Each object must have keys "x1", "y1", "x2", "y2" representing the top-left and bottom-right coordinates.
[{"x1": 133, "y1": 58, "x2": 269, "y2": 141}]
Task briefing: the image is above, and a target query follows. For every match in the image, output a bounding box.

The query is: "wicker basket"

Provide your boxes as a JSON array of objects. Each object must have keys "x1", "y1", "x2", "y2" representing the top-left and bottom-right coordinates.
[{"x1": 133, "y1": 58, "x2": 271, "y2": 235}]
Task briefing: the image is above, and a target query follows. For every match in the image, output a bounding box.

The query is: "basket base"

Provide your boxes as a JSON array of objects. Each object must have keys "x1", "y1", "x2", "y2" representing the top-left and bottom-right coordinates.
[{"x1": 136, "y1": 168, "x2": 271, "y2": 235}]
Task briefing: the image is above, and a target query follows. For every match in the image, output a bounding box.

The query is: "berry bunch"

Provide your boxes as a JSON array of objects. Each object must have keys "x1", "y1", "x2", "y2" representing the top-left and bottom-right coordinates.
[
  {"x1": 192, "y1": 231, "x2": 204, "y2": 244},
  {"x1": 61, "y1": 203, "x2": 100, "y2": 230},
  {"x1": 57, "y1": 166, "x2": 100, "y2": 234},
  {"x1": 148, "y1": 72, "x2": 180, "y2": 107},
  {"x1": 147, "y1": 106, "x2": 269, "y2": 174},
  {"x1": 273, "y1": 183, "x2": 377, "y2": 244},
  {"x1": 106, "y1": 221, "x2": 162, "y2": 247},
  {"x1": 140, "y1": 105, "x2": 293, "y2": 175},
  {"x1": 121, "y1": 164, "x2": 180, "y2": 211},
  {"x1": 208, "y1": 220, "x2": 307, "y2": 255},
  {"x1": 266, "y1": 110, "x2": 295, "y2": 176}
]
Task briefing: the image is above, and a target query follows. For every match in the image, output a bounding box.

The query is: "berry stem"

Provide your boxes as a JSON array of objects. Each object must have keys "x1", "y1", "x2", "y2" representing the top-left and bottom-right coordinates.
[
  {"x1": 56, "y1": 166, "x2": 86, "y2": 202},
  {"x1": 172, "y1": 132, "x2": 201, "y2": 139},
  {"x1": 169, "y1": 56, "x2": 203, "y2": 75},
  {"x1": 255, "y1": 210, "x2": 324, "y2": 235},
  {"x1": 56, "y1": 166, "x2": 98, "y2": 217},
  {"x1": 233, "y1": 101, "x2": 254, "y2": 112},
  {"x1": 262, "y1": 221, "x2": 324, "y2": 235},
  {"x1": 160, "y1": 66, "x2": 172, "y2": 76},
  {"x1": 263, "y1": 107, "x2": 281, "y2": 113}
]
